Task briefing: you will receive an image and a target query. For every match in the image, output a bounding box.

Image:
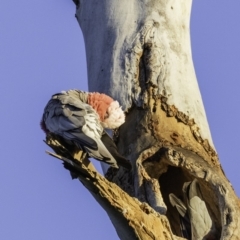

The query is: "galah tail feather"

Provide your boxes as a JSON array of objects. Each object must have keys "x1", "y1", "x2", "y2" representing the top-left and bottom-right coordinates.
[{"x1": 41, "y1": 89, "x2": 131, "y2": 170}]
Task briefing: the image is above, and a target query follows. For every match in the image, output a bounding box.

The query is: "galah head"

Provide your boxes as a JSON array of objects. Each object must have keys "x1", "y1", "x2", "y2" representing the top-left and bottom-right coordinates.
[{"x1": 88, "y1": 92, "x2": 125, "y2": 129}]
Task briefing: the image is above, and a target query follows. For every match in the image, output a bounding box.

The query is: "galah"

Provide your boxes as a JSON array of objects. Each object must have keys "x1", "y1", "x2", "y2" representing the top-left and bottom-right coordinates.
[
  {"x1": 41, "y1": 89, "x2": 131, "y2": 170},
  {"x1": 169, "y1": 179, "x2": 216, "y2": 240}
]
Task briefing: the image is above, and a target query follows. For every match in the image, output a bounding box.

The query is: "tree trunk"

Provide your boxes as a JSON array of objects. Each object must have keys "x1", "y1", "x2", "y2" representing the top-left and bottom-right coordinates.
[{"x1": 68, "y1": 0, "x2": 240, "y2": 239}]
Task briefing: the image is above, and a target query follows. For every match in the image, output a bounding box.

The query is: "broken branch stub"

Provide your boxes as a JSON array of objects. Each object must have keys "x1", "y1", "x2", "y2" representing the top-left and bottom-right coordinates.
[{"x1": 45, "y1": 134, "x2": 185, "y2": 240}]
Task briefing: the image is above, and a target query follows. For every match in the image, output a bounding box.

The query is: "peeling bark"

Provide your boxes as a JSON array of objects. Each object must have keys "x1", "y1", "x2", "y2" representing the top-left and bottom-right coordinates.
[
  {"x1": 45, "y1": 134, "x2": 184, "y2": 240},
  {"x1": 51, "y1": 0, "x2": 240, "y2": 239}
]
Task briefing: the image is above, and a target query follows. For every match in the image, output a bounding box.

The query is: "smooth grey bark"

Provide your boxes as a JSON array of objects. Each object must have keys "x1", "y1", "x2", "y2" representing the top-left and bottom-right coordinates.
[{"x1": 76, "y1": 0, "x2": 212, "y2": 144}]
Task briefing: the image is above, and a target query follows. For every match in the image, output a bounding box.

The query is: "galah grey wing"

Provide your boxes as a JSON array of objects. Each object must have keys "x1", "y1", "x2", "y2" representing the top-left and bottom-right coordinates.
[
  {"x1": 183, "y1": 179, "x2": 213, "y2": 240},
  {"x1": 169, "y1": 193, "x2": 191, "y2": 239},
  {"x1": 43, "y1": 93, "x2": 118, "y2": 168},
  {"x1": 169, "y1": 179, "x2": 215, "y2": 240}
]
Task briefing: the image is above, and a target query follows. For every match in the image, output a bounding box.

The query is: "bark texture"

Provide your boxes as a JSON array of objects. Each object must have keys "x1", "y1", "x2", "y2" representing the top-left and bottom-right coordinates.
[
  {"x1": 57, "y1": 0, "x2": 240, "y2": 239},
  {"x1": 45, "y1": 134, "x2": 184, "y2": 240}
]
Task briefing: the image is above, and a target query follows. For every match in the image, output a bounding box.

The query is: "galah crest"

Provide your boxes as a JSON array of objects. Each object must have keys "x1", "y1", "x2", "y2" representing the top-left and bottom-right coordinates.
[{"x1": 41, "y1": 89, "x2": 131, "y2": 170}]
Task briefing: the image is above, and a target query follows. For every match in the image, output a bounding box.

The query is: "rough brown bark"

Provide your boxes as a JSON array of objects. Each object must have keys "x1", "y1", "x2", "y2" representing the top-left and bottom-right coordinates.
[{"x1": 114, "y1": 98, "x2": 240, "y2": 239}]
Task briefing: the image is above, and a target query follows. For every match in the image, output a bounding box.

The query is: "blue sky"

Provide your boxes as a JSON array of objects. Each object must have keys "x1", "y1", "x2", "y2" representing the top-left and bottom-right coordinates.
[{"x1": 1, "y1": 1, "x2": 239, "y2": 239}]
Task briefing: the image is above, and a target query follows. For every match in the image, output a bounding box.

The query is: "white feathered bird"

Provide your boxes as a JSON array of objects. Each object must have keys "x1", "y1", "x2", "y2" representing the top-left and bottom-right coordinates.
[{"x1": 41, "y1": 89, "x2": 131, "y2": 170}]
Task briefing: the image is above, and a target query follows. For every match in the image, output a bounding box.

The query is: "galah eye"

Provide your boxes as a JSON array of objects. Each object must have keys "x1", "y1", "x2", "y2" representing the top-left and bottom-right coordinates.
[{"x1": 104, "y1": 112, "x2": 109, "y2": 119}]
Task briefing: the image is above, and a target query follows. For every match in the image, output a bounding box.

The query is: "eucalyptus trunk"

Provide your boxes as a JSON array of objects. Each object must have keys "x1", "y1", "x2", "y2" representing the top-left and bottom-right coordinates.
[{"x1": 67, "y1": 0, "x2": 240, "y2": 239}]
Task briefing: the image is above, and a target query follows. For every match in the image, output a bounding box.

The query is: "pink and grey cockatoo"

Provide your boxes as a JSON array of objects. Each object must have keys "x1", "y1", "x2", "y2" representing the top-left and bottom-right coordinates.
[
  {"x1": 169, "y1": 179, "x2": 216, "y2": 239},
  {"x1": 41, "y1": 89, "x2": 131, "y2": 170}
]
